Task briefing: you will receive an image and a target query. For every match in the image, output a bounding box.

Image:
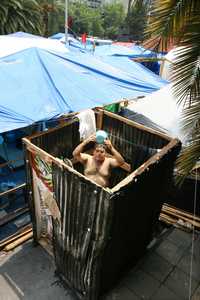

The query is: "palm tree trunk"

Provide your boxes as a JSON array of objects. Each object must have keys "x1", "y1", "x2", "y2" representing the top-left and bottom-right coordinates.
[
  {"x1": 43, "y1": 11, "x2": 49, "y2": 37},
  {"x1": 127, "y1": 0, "x2": 133, "y2": 16}
]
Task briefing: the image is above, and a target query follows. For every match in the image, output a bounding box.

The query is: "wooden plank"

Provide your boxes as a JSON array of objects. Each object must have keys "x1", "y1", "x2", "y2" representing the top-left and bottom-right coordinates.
[
  {"x1": 96, "y1": 109, "x2": 104, "y2": 130},
  {"x1": 160, "y1": 212, "x2": 200, "y2": 229},
  {"x1": 160, "y1": 205, "x2": 200, "y2": 229},
  {"x1": 162, "y1": 204, "x2": 200, "y2": 222},
  {"x1": 27, "y1": 113, "x2": 77, "y2": 141},
  {"x1": 23, "y1": 138, "x2": 62, "y2": 165}
]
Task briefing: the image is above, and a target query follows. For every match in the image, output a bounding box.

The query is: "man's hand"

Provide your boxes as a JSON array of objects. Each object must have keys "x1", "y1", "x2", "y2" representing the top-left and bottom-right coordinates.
[
  {"x1": 104, "y1": 139, "x2": 112, "y2": 151},
  {"x1": 73, "y1": 134, "x2": 95, "y2": 162},
  {"x1": 104, "y1": 139, "x2": 125, "y2": 167},
  {"x1": 85, "y1": 134, "x2": 96, "y2": 144}
]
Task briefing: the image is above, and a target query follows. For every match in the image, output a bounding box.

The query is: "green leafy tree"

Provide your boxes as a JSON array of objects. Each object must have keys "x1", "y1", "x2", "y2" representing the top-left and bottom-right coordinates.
[
  {"x1": 147, "y1": 1, "x2": 200, "y2": 179},
  {"x1": 126, "y1": 0, "x2": 151, "y2": 41},
  {"x1": 0, "y1": 0, "x2": 42, "y2": 34},
  {"x1": 102, "y1": 1, "x2": 125, "y2": 39},
  {"x1": 69, "y1": 1, "x2": 104, "y2": 36},
  {"x1": 127, "y1": 0, "x2": 133, "y2": 16},
  {"x1": 38, "y1": 0, "x2": 65, "y2": 36}
]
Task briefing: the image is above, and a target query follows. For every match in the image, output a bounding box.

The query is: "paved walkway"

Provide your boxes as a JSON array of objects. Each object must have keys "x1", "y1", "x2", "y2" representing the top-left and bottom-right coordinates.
[
  {"x1": 105, "y1": 227, "x2": 200, "y2": 300},
  {"x1": 0, "y1": 226, "x2": 199, "y2": 300}
]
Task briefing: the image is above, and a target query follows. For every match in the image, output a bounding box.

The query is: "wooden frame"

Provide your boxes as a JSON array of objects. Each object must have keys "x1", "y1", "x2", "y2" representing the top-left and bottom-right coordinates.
[{"x1": 23, "y1": 108, "x2": 181, "y2": 300}]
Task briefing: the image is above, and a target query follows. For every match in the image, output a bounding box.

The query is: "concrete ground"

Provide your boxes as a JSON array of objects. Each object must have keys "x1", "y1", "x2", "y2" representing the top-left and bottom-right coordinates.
[{"x1": 0, "y1": 226, "x2": 200, "y2": 300}]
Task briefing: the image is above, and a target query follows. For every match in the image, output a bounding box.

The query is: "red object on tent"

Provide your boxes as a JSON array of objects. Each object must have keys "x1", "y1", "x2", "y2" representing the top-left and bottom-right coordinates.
[
  {"x1": 81, "y1": 33, "x2": 87, "y2": 44},
  {"x1": 68, "y1": 16, "x2": 73, "y2": 29}
]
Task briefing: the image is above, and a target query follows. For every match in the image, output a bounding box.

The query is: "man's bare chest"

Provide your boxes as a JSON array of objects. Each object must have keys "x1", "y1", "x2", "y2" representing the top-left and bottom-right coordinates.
[{"x1": 85, "y1": 159, "x2": 110, "y2": 178}]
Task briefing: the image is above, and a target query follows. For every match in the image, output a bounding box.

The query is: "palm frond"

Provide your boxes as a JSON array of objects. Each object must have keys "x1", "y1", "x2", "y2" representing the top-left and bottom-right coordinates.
[
  {"x1": 148, "y1": 0, "x2": 200, "y2": 179},
  {"x1": 0, "y1": 0, "x2": 42, "y2": 34},
  {"x1": 147, "y1": 0, "x2": 198, "y2": 50},
  {"x1": 176, "y1": 122, "x2": 200, "y2": 181}
]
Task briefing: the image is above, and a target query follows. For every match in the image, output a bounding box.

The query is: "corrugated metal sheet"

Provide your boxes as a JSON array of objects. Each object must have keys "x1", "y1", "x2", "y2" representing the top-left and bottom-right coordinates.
[
  {"x1": 24, "y1": 111, "x2": 181, "y2": 299},
  {"x1": 52, "y1": 164, "x2": 112, "y2": 299},
  {"x1": 31, "y1": 119, "x2": 80, "y2": 158},
  {"x1": 102, "y1": 114, "x2": 168, "y2": 156}
]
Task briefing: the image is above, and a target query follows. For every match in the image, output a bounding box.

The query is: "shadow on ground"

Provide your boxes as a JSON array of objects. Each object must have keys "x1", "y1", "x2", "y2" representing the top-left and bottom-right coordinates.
[{"x1": 0, "y1": 226, "x2": 200, "y2": 300}]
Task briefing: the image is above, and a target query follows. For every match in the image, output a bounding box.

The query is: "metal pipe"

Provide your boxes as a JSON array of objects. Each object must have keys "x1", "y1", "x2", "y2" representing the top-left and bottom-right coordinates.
[{"x1": 65, "y1": 0, "x2": 68, "y2": 45}]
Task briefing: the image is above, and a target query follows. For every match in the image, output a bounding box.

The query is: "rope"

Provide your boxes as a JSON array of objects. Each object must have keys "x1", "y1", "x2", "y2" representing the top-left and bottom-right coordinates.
[{"x1": 188, "y1": 168, "x2": 198, "y2": 300}]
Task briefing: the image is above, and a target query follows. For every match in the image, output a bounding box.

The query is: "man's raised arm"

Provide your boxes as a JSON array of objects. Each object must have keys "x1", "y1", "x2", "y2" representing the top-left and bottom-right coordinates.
[
  {"x1": 104, "y1": 139, "x2": 125, "y2": 167},
  {"x1": 73, "y1": 135, "x2": 95, "y2": 163}
]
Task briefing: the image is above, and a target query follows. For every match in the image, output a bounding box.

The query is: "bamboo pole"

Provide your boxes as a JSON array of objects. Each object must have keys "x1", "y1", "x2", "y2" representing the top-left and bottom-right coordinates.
[
  {"x1": 0, "y1": 183, "x2": 26, "y2": 198},
  {"x1": 0, "y1": 157, "x2": 24, "y2": 169},
  {"x1": 4, "y1": 232, "x2": 33, "y2": 251},
  {"x1": 162, "y1": 204, "x2": 200, "y2": 222},
  {"x1": 0, "y1": 227, "x2": 32, "y2": 249},
  {"x1": 160, "y1": 205, "x2": 200, "y2": 229}
]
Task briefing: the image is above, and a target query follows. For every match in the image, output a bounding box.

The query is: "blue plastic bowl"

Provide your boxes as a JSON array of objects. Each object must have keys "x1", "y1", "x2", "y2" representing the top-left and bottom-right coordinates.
[{"x1": 96, "y1": 130, "x2": 108, "y2": 144}]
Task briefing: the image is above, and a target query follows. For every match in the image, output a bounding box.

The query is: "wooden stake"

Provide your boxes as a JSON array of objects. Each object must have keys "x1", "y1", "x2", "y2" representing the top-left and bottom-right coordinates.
[{"x1": 4, "y1": 232, "x2": 33, "y2": 251}]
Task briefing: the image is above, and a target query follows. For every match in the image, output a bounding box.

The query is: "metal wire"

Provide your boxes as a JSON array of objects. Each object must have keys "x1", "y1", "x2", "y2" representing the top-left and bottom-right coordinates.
[{"x1": 188, "y1": 168, "x2": 198, "y2": 300}]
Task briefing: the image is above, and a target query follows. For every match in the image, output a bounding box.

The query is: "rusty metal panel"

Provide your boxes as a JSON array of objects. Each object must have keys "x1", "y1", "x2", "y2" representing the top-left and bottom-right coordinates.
[
  {"x1": 102, "y1": 114, "x2": 168, "y2": 158},
  {"x1": 31, "y1": 120, "x2": 80, "y2": 158}
]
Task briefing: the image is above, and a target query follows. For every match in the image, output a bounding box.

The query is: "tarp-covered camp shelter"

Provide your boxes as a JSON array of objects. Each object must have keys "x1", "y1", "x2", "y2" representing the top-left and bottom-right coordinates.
[
  {"x1": 93, "y1": 44, "x2": 163, "y2": 75},
  {"x1": 94, "y1": 44, "x2": 157, "y2": 59},
  {"x1": 0, "y1": 37, "x2": 167, "y2": 134}
]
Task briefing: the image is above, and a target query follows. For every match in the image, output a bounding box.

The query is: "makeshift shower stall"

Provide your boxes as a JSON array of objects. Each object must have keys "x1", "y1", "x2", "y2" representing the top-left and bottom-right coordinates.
[{"x1": 23, "y1": 109, "x2": 181, "y2": 300}]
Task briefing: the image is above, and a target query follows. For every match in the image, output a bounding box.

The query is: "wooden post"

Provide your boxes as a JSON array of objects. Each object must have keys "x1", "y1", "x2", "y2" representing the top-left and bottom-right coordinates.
[{"x1": 96, "y1": 109, "x2": 104, "y2": 130}]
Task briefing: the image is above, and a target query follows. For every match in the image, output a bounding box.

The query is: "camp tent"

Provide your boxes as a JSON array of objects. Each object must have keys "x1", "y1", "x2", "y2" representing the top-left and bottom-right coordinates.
[
  {"x1": 0, "y1": 42, "x2": 167, "y2": 133},
  {"x1": 94, "y1": 44, "x2": 161, "y2": 59},
  {"x1": 0, "y1": 35, "x2": 69, "y2": 58}
]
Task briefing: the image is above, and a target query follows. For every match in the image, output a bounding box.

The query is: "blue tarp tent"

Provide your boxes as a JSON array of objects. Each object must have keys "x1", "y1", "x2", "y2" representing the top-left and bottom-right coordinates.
[
  {"x1": 94, "y1": 55, "x2": 165, "y2": 87},
  {"x1": 93, "y1": 44, "x2": 163, "y2": 75},
  {"x1": 0, "y1": 46, "x2": 167, "y2": 133},
  {"x1": 49, "y1": 33, "x2": 65, "y2": 40},
  {"x1": 7, "y1": 31, "x2": 43, "y2": 39},
  {"x1": 94, "y1": 44, "x2": 162, "y2": 59}
]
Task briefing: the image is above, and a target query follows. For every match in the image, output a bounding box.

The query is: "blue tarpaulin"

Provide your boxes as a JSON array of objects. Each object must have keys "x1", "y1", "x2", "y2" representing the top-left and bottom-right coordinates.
[
  {"x1": 49, "y1": 33, "x2": 65, "y2": 40},
  {"x1": 94, "y1": 44, "x2": 162, "y2": 59},
  {"x1": 0, "y1": 47, "x2": 167, "y2": 133},
  {"x1": 7, "y1": 31, "x2": 43, "y2": 39}
]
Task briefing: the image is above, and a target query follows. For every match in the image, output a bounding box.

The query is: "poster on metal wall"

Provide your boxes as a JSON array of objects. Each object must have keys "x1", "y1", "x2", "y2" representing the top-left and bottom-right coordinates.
[{"x1": 30, "y1": 152, "x2": 60, "y2": 240}]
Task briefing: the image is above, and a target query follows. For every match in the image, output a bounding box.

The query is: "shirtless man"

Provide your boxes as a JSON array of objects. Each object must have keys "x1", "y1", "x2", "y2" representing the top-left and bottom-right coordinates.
[{"x1": 72, "y1": 135, "x2": 124, "y2": 187}]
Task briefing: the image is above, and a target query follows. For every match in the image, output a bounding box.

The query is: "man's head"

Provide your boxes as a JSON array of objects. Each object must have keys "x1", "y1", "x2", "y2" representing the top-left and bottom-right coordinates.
[{"x1": 93, "y1": 143, "x2": 106, "y2": 163}]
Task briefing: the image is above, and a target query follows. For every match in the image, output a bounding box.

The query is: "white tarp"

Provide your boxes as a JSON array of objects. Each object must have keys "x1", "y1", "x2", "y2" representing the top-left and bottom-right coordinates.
[
  {"x1": 161, "y1": 47, "x2": 184, "y2": 80},
  {"x1": 127, "y1": 84, "x2": 185, "y2": 141},
  {"x1": 0, "y1": 36, "x2": 69, "y2": 58}
]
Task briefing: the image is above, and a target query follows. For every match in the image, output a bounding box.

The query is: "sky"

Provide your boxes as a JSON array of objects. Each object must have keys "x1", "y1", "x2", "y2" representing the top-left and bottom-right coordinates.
[{"x1": 105, "y1": 0, "x2": 129, "y2": 9}]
